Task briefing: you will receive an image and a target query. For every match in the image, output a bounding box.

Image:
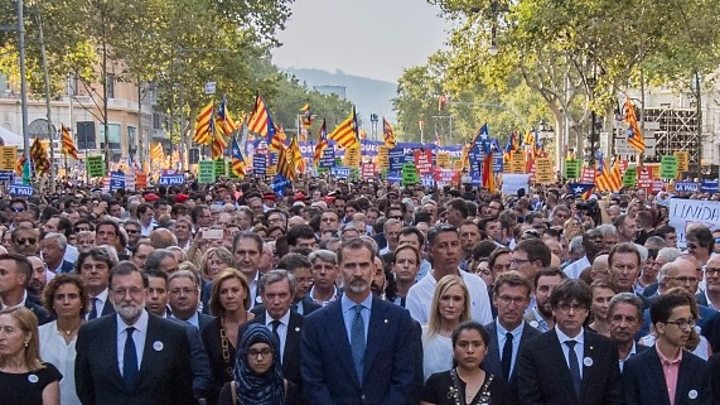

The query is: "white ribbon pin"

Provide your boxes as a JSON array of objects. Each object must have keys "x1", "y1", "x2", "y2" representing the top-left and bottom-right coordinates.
[
  {"x1": 688, "y1": 389, "x2": 698, "y2": 400},
  {"x1": 529, "y1": 320, "x2": 539, "y2": 328},
  {"x1": 28, "y1": 374, "x2": 39, "y2": 383},
  {"x1": 153, "y1": 341, "x2": 164, "y2": 352},
  {"x1": 583, "y1": 357, "x2": 593, "y2": 367},
  {"x1": 294, "y1": 327, "x2": 300, "y2": 332}
]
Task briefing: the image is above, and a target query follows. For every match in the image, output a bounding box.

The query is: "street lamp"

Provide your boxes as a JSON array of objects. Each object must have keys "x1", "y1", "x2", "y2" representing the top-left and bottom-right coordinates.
[{"x1": 369, "y1": 113, "x2": 378, "y2": 141}]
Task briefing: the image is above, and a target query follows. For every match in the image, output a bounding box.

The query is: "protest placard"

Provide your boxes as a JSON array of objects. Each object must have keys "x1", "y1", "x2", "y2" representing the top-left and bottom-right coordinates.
[
  {"x1": 158, "y1": 174, "x2": 185, "y2": 186},
  {"x1": 402, "y1": 163, "x2": 418, "y2": 186},
  {"x1": 0, "y1": 146, "x2": 17, "y2": 171},
  {"x1": 86, "y1": 156, "x2": 105, "y2": 178},
  {"x1": 669, "y1": 198, "x2": 720, "y2": 248},
  {"x1": 534, "y1": 157, "x2": 553, "y2": 184},
  {"x1": 198, "y1": 160, "x2": 215, "y2": 184},
  {"x1": 660, "y1": 155, "x2": 678, "y2": 179},
  {"x1": 675, "y1": 151, "x2": 689, "y2": 172},
  {"x1": 501, "y1": 174, "x2": 530, "y2": 195}
]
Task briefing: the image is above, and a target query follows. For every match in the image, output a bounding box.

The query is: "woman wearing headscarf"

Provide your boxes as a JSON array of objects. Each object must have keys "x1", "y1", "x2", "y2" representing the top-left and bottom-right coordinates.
[{"x1": 218, "y1": 323, "x2": 300, "y2": 405}]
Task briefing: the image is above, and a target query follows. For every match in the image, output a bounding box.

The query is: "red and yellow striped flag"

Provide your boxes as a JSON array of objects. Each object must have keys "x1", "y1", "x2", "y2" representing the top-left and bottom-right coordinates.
[
  {"x1": 269, "y1": 125, "x2": 287, "y2": 153},
  {"x1": 383, "y1": 117, "x2": 396, "y2": 148},
  {"x1": 313, "y1": 119, "x2": 328, "y2": 166},
  {"x1": 276, "y1": 145, "x2": 296, "y2": 181},
  {"x1": 328, "y1": 108, "x2": 358, "y2": 149},
  {"x1": 247, "y1": 94, "x2": 272, "y2": 136},
  {"x1": 623, "y1": 98, "x2": 646, "y2": 153},
  {"x1": 595, "y1": 157, "x2": 622, "y2": 192},
  {"x1": 150, "y1": 143, "x2": 165, "y2": 166},
  {"x1": 193, "y1": 101, "x2": 214, "y2": 145},
  {"x1": 60, "y1": 124, "x2": 80, "y2": 160},
  {"x1": 289, "y1": 136, "x2": 305, "y2": 175},
  {"x1": 30, "y1": 138, "x2": 50, "y2": 175}
]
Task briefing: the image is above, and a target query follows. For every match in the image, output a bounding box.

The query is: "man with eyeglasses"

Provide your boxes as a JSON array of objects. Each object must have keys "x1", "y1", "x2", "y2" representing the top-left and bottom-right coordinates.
[
  {"x1": 379, "y1": 218, "x2": 402, "y2": 255},
  {"x1": 123, "y1": 221, "x2": 142, "y2": 250},
  {"x1": 686, "y1": 226, "x2": 713, "y2": 266},
  {"x1": 10, "y1": 226, "x2": 38, "y2": 256},
  {"x1": 9, "y1": 198, "x2": 29, "y2": 226},
  {"x1": 510, "y1": 238, "x2": 551, "y2": 289},
  {"x1": 623, "y1": 291, "x2": 712, "y2": 404},
  {"x1": 319, "y1": 210, "x2": 340, "y2": 237},
  {"x1": 75, "y1": 261, "x2": 194, "y2": 405},
  {"x1": 516, "y1": 279, "x2": 622, "y2": 405},
  {"x1": 699, "y1": 254, "x2": 720, "y2": 310},
  {"x1": 483, "y1": 271, "x2": 540, "y2": 384}
]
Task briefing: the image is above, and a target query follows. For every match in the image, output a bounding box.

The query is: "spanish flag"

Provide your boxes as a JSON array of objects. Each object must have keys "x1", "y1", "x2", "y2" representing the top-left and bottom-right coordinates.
[{"x1": 328, "y1": 107, "x2": 359, "y2": 149}]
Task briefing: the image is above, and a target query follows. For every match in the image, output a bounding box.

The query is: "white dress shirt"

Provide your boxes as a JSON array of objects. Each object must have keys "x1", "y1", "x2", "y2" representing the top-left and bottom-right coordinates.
[
  {"x1": 496, "y1": 320, "x2": 525, "y2": 378},
  {"x1": 265, "y1": 310, "x2": 291, "y2": 363},
  {"x1": 555, "y1": 327, "x2": 585, "y2": 378},
  {"x1": 116, "y1": 310, "x2": 149, "y2": 375},
  {"x1": 39, "y1": 321, "x2": 82, "y2": 405},
  {"x1": 87, "y1": 288, "x2": 109, "y2": 320}
]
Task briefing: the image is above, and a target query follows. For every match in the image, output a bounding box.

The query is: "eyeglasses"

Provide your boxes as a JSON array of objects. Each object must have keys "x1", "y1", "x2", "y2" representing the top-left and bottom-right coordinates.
[
  {"x1": 497, "y1": 295, "x2": 527, "y2": 306},
  {"x1": 112, "y1": 288, "x2": 144, "y2": 297},
  {"x1": 664, "y1": 318, "x2": 696, "y2": 330},
  {"x1": 170, "y1": 287, "x2": 197, "y2": 296},
  {"x1": 510, "y1": 258, "x2": 531, "y2": 266},
  {"x1": 706, "y1": 267, "x2": 720, "y2": 276},
  {"x1": 15, "y1": 238, "x2": 36, "y2": 245},
  {"x1": 556, "y1": 303, "x2": 587, "y2": 313},
  {"x1": 11, "y1": 206, "x2": 25, "y2": 213},
  {"x1": 125, "y1": 229, "x2": 139, "y2": 234},
  {"x1": 74, "y1": 227, "x2": 91, "y2": 232},
  {"x1": 248, "y1": 348, "x2": 273, "y2": 358},
  {"x1": 389, "y1": 215, "x2": 403, "y2": 220}
]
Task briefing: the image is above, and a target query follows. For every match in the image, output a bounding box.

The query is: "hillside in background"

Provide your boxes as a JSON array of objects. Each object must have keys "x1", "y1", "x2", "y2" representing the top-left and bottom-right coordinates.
[{"x1": 280, "y1": 67, "x2": 397, "y2": 131}]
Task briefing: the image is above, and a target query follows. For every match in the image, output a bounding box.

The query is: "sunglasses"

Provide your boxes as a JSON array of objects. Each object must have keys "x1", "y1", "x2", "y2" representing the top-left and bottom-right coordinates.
[
  {"x1": 16, "y1": 238, "x2": 36, "y2": 245},
  {"x1": 75, "y1": 227, "x2": 90, "y2": 232},
  {"x1": 11, "y1": 207, "x2": 25, "y2": 213}
]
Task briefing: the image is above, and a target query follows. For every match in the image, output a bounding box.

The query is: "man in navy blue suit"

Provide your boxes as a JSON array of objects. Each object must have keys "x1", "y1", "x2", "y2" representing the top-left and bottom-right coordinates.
[
  {"x1": 623, "y1": 291, "x2": 712, "y2": 404},
  {"x1": 301, "y1": 237, "x2": 420, "y2": 404}
]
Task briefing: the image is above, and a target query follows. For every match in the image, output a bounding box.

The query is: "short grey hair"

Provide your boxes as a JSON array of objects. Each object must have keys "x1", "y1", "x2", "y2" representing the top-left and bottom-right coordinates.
[
  {"x1": 596, "y1": 224, "x2": 617, "y2": 237},
  {"x1": 608, "y1": 292, "x2": 644, "y2": 322},
  {"x1": 258, "y1": 269, "x2": 297, "y2": 296},
  {"x1": 383, "y1": 218, "x2": 401, "y2": 233},
  {"x1": 308, "y1": 249, "x2": 337, "y2": 265},
  {"x1": 636, "y1": 244, "x2": 648, "y2": 262},
  {"x1": 145, "y1": 249, "x2": 176, "y2": 272},
  {"x1": 657, "y1": 247, "x2": 682, "y2": 263},
  {"x1": 43, "y1": 232, "x2": 67, "y2": 252},
  {"x1": 168, "y1": 269, "x2": 200, "y2": 289},
  {"x1": 657, "y1": 262, "x2": 677, "y2": 284},
  {"x1": 568, "y1": 236, "x2": 585, "y2": 254}
]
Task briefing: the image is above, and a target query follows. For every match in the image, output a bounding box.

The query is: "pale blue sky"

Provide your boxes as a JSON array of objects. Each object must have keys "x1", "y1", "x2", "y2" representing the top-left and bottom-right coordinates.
[{"x1": 272, "y1": 0, "x2": 450, "y2": 83}]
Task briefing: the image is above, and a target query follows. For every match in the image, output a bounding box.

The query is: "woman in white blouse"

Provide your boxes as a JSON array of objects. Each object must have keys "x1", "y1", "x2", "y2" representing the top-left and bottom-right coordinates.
[
  {"x1": 421, "y1": 275, "x2": 472, "y2": 380},
  {"x1": 38, "y1": 274, "x2": 89, "y2": 405}
]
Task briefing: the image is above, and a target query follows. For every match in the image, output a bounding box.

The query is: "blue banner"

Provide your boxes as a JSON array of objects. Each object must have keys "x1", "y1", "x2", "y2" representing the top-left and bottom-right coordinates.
[
  {"x1": 158, "y1": 174, "x2": 185, "y2": 186},
  {"x1": 0, "y1": 171, "x2": 14, "y2": 182},
  {"x1": 389, "y1": 148, "x2": 405, "y2": 171},
  {"x1": 331, "y1": 167, "x2": 351, "y2": 179},
  {"x1": 387, "y1": 170, "x2": 402, "y2": 184},
  {"x1": 109, "y1": 171, "x2": 126, "y2": 191},
  {"x1": 701, "y1": 179, "x2": 719, "y2": 193},
  {"x1": 9, "y1": 184, "x2": 33, "y2": 197},
  {"x1": 271, "y1": 174, "x2": 291, "y2": 196},
  {"x1": 319, "y1": 148, "x2": 335, "y2": 169},
  {"x1": 674, "y1": 182, "x2": 699, "y2": 192}
]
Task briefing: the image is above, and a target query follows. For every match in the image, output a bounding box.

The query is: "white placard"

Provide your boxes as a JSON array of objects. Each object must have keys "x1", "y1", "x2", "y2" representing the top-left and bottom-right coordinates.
[
  {"x1": 501, "y1": 174, "x2": 530, "y2": 195},
  {"x1": 668, "y1": 198, "x2": 720, "y2": 248}
]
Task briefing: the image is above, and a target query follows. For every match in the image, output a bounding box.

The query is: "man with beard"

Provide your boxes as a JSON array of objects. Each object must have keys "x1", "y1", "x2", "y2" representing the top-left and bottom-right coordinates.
[
  {"x1": 524, "y1": 268, "x2": 567, "y2": 332},
  {"x1": 75, "y1": 261, "x2": 194, "y2": 405},
  {"x1": 301, "y1": 238, "x2": 420, "y2": 404},
  {"x1": 623, "y1": 292, "x2": 712, "y2": 404},
  {"x1": 26, "y1": 255, "x2": 49, "y2": 301}
]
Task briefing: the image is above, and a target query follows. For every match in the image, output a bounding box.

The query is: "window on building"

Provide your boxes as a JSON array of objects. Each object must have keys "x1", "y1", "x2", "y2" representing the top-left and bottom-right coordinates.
[
  {"x1": 128, "y1": 126, "x2": 137, "y2": 153},
  {"x1": 76, "y1": 121, "x2": 96, "y2": 150},
  {"x1": 99, "y1": 123, "x2": 121, "y2": 150},
  {"x1": 106, "y1": 74, "x2": 115, "y2": 99},
  {"x1": 153, "y1": 112, "x2": 162, "y2": 129}
]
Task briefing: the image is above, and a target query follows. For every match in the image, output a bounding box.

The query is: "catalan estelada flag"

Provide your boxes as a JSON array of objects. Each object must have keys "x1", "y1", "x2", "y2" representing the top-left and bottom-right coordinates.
[
  {"x1": 216, "y1": 96, "x2": 237, "y2": 137},
  {"x1": 231, "y1": 137, "x2": 245, "y2": 177},
  {"x1": 247, "y1": 93, "x2": 274, "y2": 138},
  {"x1": 276, "y1": 145, "x2": 296, "y2": 181},
  {"x1": 595, "y1": 156, "x2": 622, "y2": 192},
  {"x1": 30, "y1": 138, "x2": 50, "y2": 175},
  {"x1": 269, "y1": 125, "x2": 287, "y2": 153},
  {"x1": 211, "y1": 120, "x2": 227, "y2": 159},
  {"x1": 313, "y1": 119, "x2": 328, "y2": 166},
  {"x1": 482, "y1": 139, "x2": 496, "y2": 193},
  {"x1": 193, "y1": 101, "x2": 214, "y2": 145},
  {"x1": 60, "y1": 124, "x2": 80, "y2": 160},
  {"x1": 328, "y1": 107, "x2": 358, "y2": 149},
  {"x1": 624, "y1": 98, "x2": 645, "y2": 153},
  {"x1": 383, "y1": 117, "x2": 396, "y2": 148}
]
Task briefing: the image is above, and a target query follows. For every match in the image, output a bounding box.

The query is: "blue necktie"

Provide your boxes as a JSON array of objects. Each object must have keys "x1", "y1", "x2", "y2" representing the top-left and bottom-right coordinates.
[
  {"x1": 501, "y1": 332, "x2": 513, "y2": 381},
  {"x1": 88, "y1": 298, "x2": 98, "y2": 320},
  {"x1": 123, "y1": 327, "x2": 139, "y2": 390},
  {"x1": 350, "y1": 304, "x2": 365, "y2": 384},
  {"x1": 565, "y1": 340, "x2": 581, "y2": 396}
]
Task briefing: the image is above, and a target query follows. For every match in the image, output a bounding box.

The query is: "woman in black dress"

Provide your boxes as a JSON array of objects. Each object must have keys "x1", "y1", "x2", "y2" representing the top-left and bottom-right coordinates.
[
  {"x1": 421, "y1": 321, "x2": 513, "y2": 405},
  {"x1": 0, "y1": 307, "x2": 62, "y2": 405}
]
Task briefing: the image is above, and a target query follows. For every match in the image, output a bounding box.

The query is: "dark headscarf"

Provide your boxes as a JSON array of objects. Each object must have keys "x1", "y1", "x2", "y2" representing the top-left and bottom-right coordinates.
[{"x1": 233, "y1": 323, "x2": 285, "y2": 404}]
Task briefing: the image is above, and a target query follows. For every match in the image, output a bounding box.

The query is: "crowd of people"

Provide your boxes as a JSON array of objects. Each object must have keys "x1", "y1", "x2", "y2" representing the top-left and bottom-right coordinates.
[{"x1": 0, "y1": 176, "x2": 719, "y2": 404}]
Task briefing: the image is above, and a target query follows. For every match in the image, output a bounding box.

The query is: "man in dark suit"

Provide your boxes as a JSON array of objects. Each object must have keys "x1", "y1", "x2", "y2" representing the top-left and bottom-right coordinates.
[
  {"x1": 276, "y1": 253, "x2": 322, "y2": 316},
  {"x1": 167, "y1": 270, "x2": 214, "y2": 332},
  {"x1": 77, "y1": 247, "x2": 117, "y2": 320},
  {"x1": 0, "y1": 253, "x2": 52, "y2": 324},
  {"x1": 484, "y1": 271, "x2": 540, "y2": 384},
  {"x1": 75, "y1": 261, "x2": 194, "y2": 405},
  {"x1": 40, "y1": 232, "x2": 75, "y2": 274},
  {"x1": 516, "y1": 278, "x2": 622, "y2": 405},
  {"x1": 243, "y1": 269, "x2": 305, "y2": 387},
  {"x1": 301, "y1": 238, "x2": 420, "y2": 404},
  {"x1": 607, "y1": 292, "x2": 647, "y2": 371},
  {"x1": 623, "y1": 292, "x2": 712, "y2": 404}
]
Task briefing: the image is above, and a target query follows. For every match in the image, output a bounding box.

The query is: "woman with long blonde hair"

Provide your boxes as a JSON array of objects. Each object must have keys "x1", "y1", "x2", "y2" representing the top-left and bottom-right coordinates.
[
  {"x1": 421, "y1": 275, "x2": 471, "y2": 381},
  {"x1": 0, "y1": 307, "x2": 61, "y2": 405}
]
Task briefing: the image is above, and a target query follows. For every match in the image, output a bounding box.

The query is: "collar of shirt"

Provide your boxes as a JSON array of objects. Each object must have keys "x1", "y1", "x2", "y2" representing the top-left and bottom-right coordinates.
[
  {"x1": 497, "y1": 320, "x2": 525, "y2": 340},
  {"x1": 265, "y1": 309, "x2": 291, "y2": 327},
  {"x1": 116, "y1": 309, "x2": 149, "y2": 336},
  {"x1": 555, "y1": 326, "x2": 585, "y2": 344},
  {"x1": 1, "y1": 290, "x2": 28, "y2": 310},
  {"x1": 309, "y1": 286, "x2": 339, "y2": 303},
  {"x1": 704, "y1": 290, "x2": 718, "y2": 310},
  {"x1": 173, "y1": 311, "x2": 199, "y2": 329},
  {"x1": 620, "y1": 341, "x2": 638, "y2": 362},
  {"x1": 341, "y1": 292, "x2": 373, "y2": 314},
  {"x1": 655, "y1": 342, "x2": 682, "y2": 365},
  {"x1": 49, "y1": 260, "x2": 64, "y2": 274}
]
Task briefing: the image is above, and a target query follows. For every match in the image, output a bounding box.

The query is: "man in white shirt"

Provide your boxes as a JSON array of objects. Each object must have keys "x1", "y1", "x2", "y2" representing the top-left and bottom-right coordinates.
[{"x1": 407, "y1": 225, "x2": 492, "y2": 325}]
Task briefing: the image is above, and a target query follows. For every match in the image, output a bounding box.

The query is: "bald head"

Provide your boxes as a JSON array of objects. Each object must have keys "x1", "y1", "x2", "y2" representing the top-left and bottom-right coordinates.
[
  {"x1": 149, "y1": 228, "x2": 178, "y2": 249},
  {"x1": 288, "y1": 216, "x2": 306, "y2": 228}
]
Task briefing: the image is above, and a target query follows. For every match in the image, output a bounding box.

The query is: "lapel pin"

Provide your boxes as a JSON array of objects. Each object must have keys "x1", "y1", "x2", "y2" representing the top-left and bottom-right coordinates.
[
  {"x1": 28, "y1": 374, "x2": 39, "y2": 383},
  {"x1": 689, "y1": 389, "x2": 698, "y2": 400},
  {"x1": 153, "y1": 341, "x2": 164, "y2": 351},
  {"x1": 583, "y1": 357, "x2": 593, "y2": 367},
  {"x1": 529, "y1": 320, "x2": 539, "y2": 328},
  {"x1": 294, "y1": 327, "x2": 300, "y2": 332},
  {"x1": 384, "y1": 319, "x2": 388, "y2": 323}
]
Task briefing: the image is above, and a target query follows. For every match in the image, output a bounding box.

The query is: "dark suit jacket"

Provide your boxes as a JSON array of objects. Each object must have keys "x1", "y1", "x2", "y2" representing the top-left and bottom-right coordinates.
[
  {"x1": 623, "y1": 345, "x2": 712, "y2": 405},
  {"x1": 301, "y1": 296, "x2": 419, "y2": 405},
  {"x1": 251, "y1": 297, "x2": 321, "y2": 318},
  {"x1": 75, "y1": 312, "x2": 195, "y2": 405},
  {"x1": 198, "y1": 312, "x2": 214, "y2": 334},
  {"x1": 25, "y1": 295, "x2": 53, "y2": 325},
  {"x1": 701, "y1": 311, "x2": 720, "y2": 353},
  {"x1": 708, "y1": 353, "x2": 720, "y2": 403},
  {"x1": 241, "y1": 310, "x2": 304, "y2": 387},
  {"x1": 168, "y1": 317, "x2": 212, "y2": 401},
  {"x1": 484, "y1": 320, "x2": 541, "y2": 384},
  {"x1": 57, "y1": 260, "x2": 75, "y2": 274},
  {"x1": 515, "y1": 329, "x2": 622, "y2": 405}
]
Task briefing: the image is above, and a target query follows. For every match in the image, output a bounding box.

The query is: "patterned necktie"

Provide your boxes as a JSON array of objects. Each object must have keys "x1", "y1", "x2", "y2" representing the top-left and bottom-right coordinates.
[
  {"x1": 350, "y1": 304, "x2": 366, "y2": 385},
  {"x1": 565, "y1": 340, "x2": 581, "y2": 396},
  {"x1": 501, "y1": 332, "x2": 513, "y2": 381},
  {"x1": 88, "y1": 298, "x2": 98, "y2": 320},
  {"x1": 123, "y1": 327, "x2": 139, "y2": 390}
]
